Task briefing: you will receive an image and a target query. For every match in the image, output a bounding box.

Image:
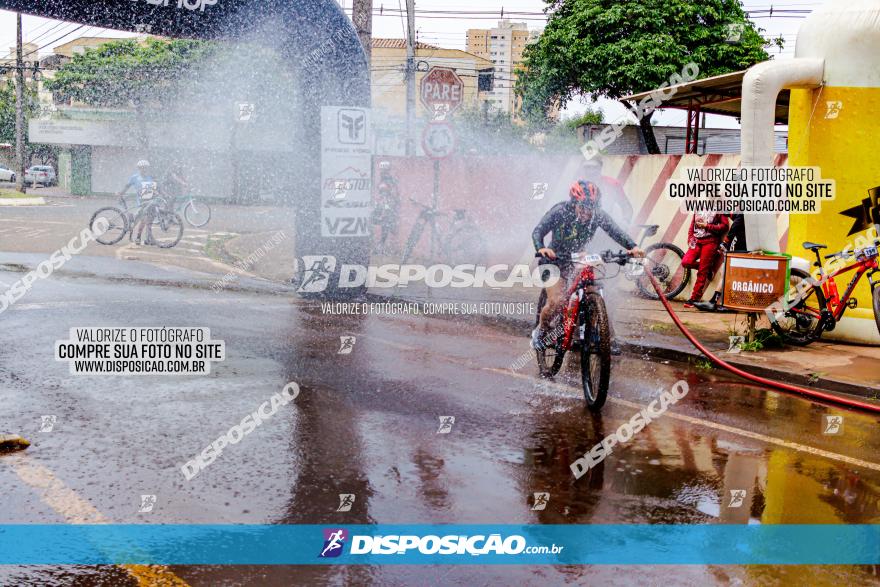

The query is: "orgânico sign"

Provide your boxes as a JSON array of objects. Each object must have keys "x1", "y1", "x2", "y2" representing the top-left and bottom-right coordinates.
[{"x1": 420, "y1": 67, "x2": 464, "y2": 115}]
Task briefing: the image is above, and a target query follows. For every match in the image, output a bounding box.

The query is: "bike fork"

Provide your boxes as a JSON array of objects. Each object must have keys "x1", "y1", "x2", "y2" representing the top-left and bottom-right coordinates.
[{"x1": 563, "y1": 292, "x2": 581, "y2": 349}]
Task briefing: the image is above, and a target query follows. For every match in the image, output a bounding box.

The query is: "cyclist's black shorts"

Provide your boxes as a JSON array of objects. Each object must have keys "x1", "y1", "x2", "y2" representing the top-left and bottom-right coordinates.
[{"x1": 538, "y1": 259, "x2": 575, "y2": 284}]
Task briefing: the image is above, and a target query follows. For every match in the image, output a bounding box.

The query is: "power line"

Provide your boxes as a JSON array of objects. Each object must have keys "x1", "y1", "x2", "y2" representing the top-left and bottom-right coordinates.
[{"x1": 22, "y1": 24, "x2": 88, "y2": 61}]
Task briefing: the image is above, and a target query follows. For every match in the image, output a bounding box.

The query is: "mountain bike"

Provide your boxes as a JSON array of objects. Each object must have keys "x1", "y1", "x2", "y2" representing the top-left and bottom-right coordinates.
[
  {"x1": 629, "y1": 224, "x2": 691, "y2": 300},
  {"x1": 769, "y1": 239, "x2": 880, "y2": 345},
  {"x1": 89, "y1": 194, "x2": 184, "y2": 249},
  {"x1": 163, "y1": 193, "x2": 212, "y2": 228},
  {"x1": 534, "y1": 250, "x2": 641, "y2": 411},
  {"x1": 400, "y1": 197, "x2": 487, "y2": 265}
]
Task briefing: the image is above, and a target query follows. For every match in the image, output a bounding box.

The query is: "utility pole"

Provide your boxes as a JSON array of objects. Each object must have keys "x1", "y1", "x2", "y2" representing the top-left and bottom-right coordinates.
[
  {"x1": 15, "y1": 12, "x2": 26, "y2": 193},
  {"x1": 405, "y1": 0, "x2": 416, "y2": 156},
  {"x1": 352, "y1": 0, "x2": 373, "y2": 77}
]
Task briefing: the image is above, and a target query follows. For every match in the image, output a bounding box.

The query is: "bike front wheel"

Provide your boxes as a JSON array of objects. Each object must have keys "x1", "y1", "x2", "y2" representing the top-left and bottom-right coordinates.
[
  {"x1": 184, "y1": 200, "x2": 212, "y2": 228},
  {"x1": 90, "y1": 207, "x2": 129, "y2": 245},
  {"x1": 534, "y1": 289, "x2": 566, "y2": 378},
  {"x1": 580, "y1": 293, "x2": 611, "y2": 411},
  {"x1": 152, "y1": 212, "x2": 185, "y2": 249},
  {"x1": 768, "y1": 268, "x2": 826, "y2": 346},
  {"x1": 635, "y1": 243, "x2": 690, "y2": 300}
]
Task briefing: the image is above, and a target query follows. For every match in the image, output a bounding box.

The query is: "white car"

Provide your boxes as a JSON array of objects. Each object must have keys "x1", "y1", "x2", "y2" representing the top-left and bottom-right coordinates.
[
  {"x1": 0, "y1": 166, "x2": 15, "y2": 183},
  {"x1": 25, "y1": 165, "x2": 57, "y2": 187}
]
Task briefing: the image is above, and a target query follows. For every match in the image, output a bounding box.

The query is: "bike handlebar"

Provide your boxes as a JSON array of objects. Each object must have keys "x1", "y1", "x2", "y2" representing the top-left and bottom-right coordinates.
[{"x1": 535, "y1": 250, "x2": 634, "y2": 266}]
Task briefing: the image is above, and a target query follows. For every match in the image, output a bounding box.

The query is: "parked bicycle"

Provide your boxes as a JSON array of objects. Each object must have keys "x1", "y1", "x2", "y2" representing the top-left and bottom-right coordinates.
[
  {"x1": 400, "y1": 197, "x2": 487, "y2": 265},
  {"x1": 534, "y1": 250, "x2": 642, "y2": 411},
  {"x1": 628, "y1": 223, "x2": 691, "y2": 300},
  {"x1": 769, "y1": 239, "x2": 880, "y2": 345},
  {"x1": 89, "y1": 192, "x2": 184, "y2": 249}
]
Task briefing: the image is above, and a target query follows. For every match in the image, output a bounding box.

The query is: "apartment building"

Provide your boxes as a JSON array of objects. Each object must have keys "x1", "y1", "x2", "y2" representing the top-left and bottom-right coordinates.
[{"x1": 466, "y1": 20, "x2": 540, "y2": 114}]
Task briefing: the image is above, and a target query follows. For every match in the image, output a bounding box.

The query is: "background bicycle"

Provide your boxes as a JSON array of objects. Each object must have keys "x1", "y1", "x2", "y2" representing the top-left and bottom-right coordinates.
[
  {"x1": 770, "y1": 239, "x2": 880, "y2": 345},
  {"x1": 90, "y1": 194, "x2": 184, "y2": 249},
  {"x1": 163, "y1": 192, "x2": 212, "y2": 228},
  {"x1": 400, "y1": 197, "x2": 487, "y2": 265},
  {"x1": 628, "y1": 223, "x2": 691, "y2": 300}
]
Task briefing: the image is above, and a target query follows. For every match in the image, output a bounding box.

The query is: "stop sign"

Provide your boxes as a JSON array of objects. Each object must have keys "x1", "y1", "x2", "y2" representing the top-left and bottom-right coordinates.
[{"x1": 420, "y1": 67, "x2": 464, "y2": 115}]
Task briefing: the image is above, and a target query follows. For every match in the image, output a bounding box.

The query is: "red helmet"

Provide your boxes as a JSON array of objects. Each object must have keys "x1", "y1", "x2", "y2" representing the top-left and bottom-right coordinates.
[{"x1": 569, "y1": 180, "x2": 600, "y2": 208}]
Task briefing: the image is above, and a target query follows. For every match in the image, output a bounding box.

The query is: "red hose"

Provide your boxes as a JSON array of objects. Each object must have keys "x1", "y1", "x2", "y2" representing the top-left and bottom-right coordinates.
[{"x1": 647, "y1": 273, "x2": 880, "y2": 414}]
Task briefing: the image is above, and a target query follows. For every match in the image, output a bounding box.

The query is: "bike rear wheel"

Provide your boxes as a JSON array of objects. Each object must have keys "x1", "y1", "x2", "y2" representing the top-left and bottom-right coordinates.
[
  {"x1": 152, "y1": 212, "x2": 185, "y2": 249},
  {"x1": 769, "y1": 268, "x2": 826, "y2": 346},
  {"x1": 184, "y1": 200, "x2": 212, "y2": 228},
  {"x1": 90, "y1": 207, "x2": 129, "y2": 245},
  {"x1": 873, "y1": 285, "x2": 880, "y2": 337},
  {"x1": 580, "y1": 293, "x2": 611, "y2": 411},
  {"x1": 636, "y1": 243, "x2": 690, "y2": 300},
  {"x1": 534, "y1": 289, "x2": 566, "y2": 378}
]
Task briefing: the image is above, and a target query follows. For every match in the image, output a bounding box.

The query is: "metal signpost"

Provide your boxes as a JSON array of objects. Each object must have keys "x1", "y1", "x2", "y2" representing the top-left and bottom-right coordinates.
[{"x1": 419, "y1": 67, "x2": 463, "y2": 209}]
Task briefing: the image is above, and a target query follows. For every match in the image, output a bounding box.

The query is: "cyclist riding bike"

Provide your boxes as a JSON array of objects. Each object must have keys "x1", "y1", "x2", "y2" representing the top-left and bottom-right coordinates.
[{"x1": 532, "y1": 180, "x2": 644, "y2": 350}]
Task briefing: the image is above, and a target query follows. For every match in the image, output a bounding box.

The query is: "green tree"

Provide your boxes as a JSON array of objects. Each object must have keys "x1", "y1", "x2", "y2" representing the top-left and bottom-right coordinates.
[
  {"x1": 46, "y1": 38, "x2": 215, "y2": 148},
  {"x1": 46, "y1": 38, "x2": 214, "y2": 108},
  {"x1": 517, "y1": 0, "x2": 772, "y2": 153},
  {"x1": 0, "y1": 78, "x2": 40, "y2": 169}
]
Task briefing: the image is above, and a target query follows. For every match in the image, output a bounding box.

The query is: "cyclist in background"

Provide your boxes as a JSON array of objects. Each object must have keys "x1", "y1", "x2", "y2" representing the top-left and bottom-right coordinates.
[
  {"x1": 532, "y1": 180, "x2": 643, "y2": 350},
  {"x1": 580, "y1": 155, "x2": 634, "y2": 229},
  {"x1": 162, "y1": 163, "x2": 189, "y2": 213},
  {"x1": 118, "y1": 160, "x2": 155, "y2": 207},
  {"x1": 373, "y1": 160, "x2": 401, "y2": 255}
]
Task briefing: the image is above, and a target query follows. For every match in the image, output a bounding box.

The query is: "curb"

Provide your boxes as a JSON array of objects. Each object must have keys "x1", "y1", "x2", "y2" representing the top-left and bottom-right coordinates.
[
  {"x1": 0, "y1": 261, "x2": 298, "y2": 298},
  {"x1": 0, "y1": 197, "x2": 45, "y2": 206},
  {"x1": 371, "y1": 292, "x2": 880, "y2": 404}
]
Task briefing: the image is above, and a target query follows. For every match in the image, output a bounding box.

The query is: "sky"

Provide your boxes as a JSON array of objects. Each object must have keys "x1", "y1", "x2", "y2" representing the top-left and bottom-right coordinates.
[{"x1": 0, "y1": 0, "x2": 829, "y2": 127}]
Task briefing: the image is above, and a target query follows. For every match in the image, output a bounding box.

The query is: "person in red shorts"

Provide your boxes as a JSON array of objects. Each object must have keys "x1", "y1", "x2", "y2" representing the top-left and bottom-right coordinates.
[{"x1": 682, "y1": 212, "x2": 729, "y2": 308}]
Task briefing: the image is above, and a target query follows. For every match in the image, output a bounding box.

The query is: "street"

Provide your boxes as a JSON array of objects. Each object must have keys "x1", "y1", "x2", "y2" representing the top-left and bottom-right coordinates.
[
  {"x1": 1, "y1": 0, "x2": 879, "y2": 583},
  {"x1": 1, "y1": 256, "x2": 879, "y2": 584}
]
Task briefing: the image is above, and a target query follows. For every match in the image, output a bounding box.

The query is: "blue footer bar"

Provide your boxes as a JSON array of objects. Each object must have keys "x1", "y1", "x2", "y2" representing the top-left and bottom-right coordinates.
[{"x1": 0, "y1": 525, "x2": 878, "y2": 565}]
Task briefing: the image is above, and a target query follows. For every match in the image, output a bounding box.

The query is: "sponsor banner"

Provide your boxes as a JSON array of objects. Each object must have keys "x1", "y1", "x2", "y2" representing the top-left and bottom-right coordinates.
[
  {"x1": 321, "y1": 106, "x2": 372, "y2": 238},
  {"x1": 2, "y1": 525, "x2": 880, "y2": 565}
]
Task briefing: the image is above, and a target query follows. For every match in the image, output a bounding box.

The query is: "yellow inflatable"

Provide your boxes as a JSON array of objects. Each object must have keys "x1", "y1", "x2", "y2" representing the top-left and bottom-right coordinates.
[{"x1": 787, "y1": 0, "x2": 880, "y2": 344}]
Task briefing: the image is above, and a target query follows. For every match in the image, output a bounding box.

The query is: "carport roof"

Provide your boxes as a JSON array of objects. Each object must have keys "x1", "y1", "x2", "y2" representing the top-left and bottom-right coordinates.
[{"x1": 620, "y1": 69, "x2": 790, "y2": 124}]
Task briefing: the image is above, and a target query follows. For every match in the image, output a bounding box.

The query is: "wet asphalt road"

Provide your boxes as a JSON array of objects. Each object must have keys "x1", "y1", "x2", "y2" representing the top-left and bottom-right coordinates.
[{"x1": 2, "y1": 270, "x2": 880, "y2": 586}]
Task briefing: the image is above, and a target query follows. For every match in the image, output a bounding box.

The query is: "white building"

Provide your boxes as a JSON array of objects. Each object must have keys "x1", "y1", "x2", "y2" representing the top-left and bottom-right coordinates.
[{"x1": 466, "y1": 20, "x2": 541, "y2": 114}]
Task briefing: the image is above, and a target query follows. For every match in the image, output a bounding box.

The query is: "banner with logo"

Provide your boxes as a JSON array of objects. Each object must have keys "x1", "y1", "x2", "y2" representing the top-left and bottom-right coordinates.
[
  {"x1": 321, "y1": 106, "x2": 373, "y2": 238},
  {"x1": 3, "y1": 524, "x2": 880, "y2": 565}
]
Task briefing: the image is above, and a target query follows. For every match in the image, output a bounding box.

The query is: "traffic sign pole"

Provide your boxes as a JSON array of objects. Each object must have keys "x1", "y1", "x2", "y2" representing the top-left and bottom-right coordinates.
[{"x1": 419, "y1": 66, "x2": 465, "y2": 252}]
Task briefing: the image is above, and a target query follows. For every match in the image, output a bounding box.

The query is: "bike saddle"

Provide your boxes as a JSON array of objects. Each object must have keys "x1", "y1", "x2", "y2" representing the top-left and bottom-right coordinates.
[
  {"x1": 636, "y1": 224, "x2": 659, "y2": 237},
  {"x1": 802, "y1": 241, "x2": 828, "y2": 252}
]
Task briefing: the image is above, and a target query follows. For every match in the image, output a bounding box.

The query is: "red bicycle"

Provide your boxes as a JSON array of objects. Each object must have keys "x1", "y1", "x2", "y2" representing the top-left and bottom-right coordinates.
[
  {"x1": 534, "y1": 250, "x2": 639, "y2": 411},
  {"x1": 769, "y1": 239, "x2": 880, "y2": 345}
]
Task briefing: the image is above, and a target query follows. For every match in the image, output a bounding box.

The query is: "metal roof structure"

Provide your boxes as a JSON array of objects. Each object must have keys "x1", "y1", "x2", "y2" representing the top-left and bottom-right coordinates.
[
  {"x1": 620, "y1": 69, "x2": 791, "y2": 124},
  {"x1": 620, "y1": 69, "x2": 790, "y2": 154}
]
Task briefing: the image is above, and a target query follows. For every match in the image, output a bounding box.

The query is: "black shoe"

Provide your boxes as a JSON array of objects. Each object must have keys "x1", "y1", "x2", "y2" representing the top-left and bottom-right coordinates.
[
  {"x1": 694, "y1": 292, "x2": 721, "y2": 312},
  {"x1": 610, "y1": 340, "x2": 623, "y2": 356}
]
